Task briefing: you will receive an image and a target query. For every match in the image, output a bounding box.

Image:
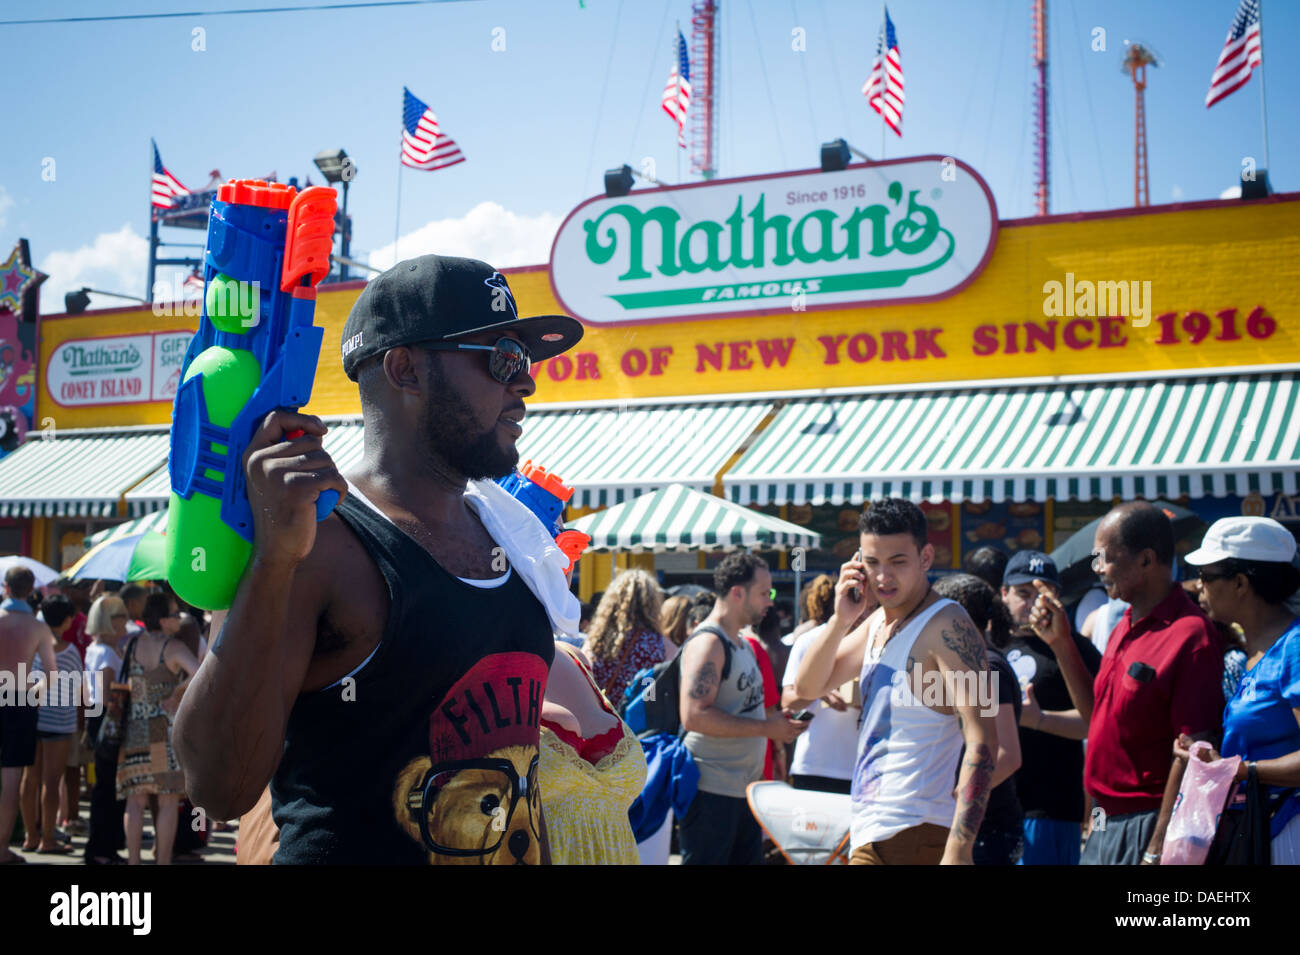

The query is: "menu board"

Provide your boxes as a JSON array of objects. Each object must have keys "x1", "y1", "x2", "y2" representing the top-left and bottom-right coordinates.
[
  {"x1": 920, "y1": 502, "x2": 955, "y2": 569},
  {"x1": 1049, "y1": 500, "x2": 1110, "y2": 553},
  {"x1": 958, "y1": 500, "x2": 1047, "y2": 562}
]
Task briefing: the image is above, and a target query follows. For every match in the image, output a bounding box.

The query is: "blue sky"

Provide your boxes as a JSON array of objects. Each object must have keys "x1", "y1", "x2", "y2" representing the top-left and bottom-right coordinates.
[{"x1": 2, "y1": 0, "x2": 1295, "y2": 309}]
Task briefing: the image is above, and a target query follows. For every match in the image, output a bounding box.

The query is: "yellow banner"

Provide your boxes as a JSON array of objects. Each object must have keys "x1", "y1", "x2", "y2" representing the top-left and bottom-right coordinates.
[{"x1": 36, "y1": 196, "x2": 1300, "y2": 431}]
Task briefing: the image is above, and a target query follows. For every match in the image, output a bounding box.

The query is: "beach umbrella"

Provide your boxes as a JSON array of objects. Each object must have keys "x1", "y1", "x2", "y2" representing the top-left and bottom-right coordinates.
[
  {"x1": 0, "y1": 555, "x2": 61, "y2": 587},
  {"x1": 1050, "y1": 500, "x2": 1202, "y2": 602},
  {"x1": 667, "y1": 584, "x2": 712, "y2": 598},
  {"x1": 567, "y1": 484, "x2": 822, "y2": 553},
  {"x1": 66, "y1": 531, "x2": 168, "y2": 583}
]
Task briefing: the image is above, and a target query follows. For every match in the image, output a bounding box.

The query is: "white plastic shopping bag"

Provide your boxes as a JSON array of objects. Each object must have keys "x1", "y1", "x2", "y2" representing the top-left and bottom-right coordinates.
[{"x1": 1162, "y1": 741, "x2": 1241, "y2": 866}]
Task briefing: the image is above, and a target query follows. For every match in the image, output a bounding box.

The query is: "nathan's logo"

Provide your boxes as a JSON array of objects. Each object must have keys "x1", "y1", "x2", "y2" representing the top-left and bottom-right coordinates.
[
  {"x1": 46, "y1": 333, "x2": 176, "y2": 408},
  {"x1": 550, "y1": 156, "x2": 998, "y2": 325},
  {"x1": 585, "y1": 183, "x2": 951, "y2": 307},
  {"x1": 60, "y1": 342, "x2": 142, "y2": 376}
]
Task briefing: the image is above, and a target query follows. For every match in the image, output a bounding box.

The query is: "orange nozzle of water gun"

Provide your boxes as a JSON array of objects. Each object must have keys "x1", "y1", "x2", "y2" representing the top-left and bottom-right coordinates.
[{"x1": 554, "y1": 530, "x2": 590, "y2": 574}]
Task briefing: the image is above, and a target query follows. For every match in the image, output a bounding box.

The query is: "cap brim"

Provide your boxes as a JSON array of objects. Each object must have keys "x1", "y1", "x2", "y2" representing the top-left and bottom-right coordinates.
[
  {"x1": 1002, "y1": 573, "x2": 1058, "y2": 587},
  {"x1": 1183, "y1": 546, "x2": 1228, "y2": 566},
  {"x1": 443, "y1": 314, "x2": 584, "y2": 362}
]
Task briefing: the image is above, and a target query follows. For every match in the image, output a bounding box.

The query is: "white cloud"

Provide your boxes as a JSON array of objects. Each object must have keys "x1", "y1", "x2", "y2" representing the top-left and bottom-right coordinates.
[
  {"x1": 366, "y1": 201, "x2": 562, "y2": 274},
  {"x1": 1170, "y1": 184, "x2": 1183, "y2": 200},
  {"x1": 0, "y1": 185, "x2": 13, "y2": 230},
  {"x1": 1219, "y1": 185, "x2": 1242, "y2": 200},
  {"x1": 36, "y1": 224, "x2": 194, "y2": 313}
]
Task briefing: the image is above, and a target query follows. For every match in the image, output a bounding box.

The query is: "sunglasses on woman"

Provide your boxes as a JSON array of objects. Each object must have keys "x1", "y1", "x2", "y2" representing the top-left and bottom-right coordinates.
[{"x1": 420, "y1": 337, "x2": 532, "y2": 384}]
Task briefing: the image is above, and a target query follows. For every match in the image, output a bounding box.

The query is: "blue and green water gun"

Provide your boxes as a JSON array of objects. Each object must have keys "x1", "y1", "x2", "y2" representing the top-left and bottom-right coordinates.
[{"x1": 166, "y1": 179, "x2": 338, "y2": 610}]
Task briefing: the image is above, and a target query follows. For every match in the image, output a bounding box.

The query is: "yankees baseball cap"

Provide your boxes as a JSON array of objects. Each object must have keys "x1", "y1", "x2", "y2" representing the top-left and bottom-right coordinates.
[
  {"x1": 1002, "y1": 550, "x2": 1060, "y2": 588},
  {"x1": 340, "y1": 254, "x2": 584, "y2": 381}
]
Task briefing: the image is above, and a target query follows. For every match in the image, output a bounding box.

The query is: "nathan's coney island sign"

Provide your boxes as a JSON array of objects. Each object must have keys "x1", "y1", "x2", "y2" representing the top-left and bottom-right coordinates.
[{"x1": 549, "y1": 156, "x2": 998, "y2": 325}]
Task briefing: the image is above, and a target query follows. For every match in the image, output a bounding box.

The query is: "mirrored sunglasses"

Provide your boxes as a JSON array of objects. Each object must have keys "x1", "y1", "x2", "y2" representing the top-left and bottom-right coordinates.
[{"x1": 420, "y1": 337, "x2": 532, "y2": 384}]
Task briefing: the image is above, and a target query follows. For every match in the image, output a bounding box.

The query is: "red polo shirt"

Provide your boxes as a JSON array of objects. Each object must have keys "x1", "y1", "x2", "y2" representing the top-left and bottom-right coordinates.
[{"x1": 1084, "y1": 584, "x2": 1223, "y2": 815}]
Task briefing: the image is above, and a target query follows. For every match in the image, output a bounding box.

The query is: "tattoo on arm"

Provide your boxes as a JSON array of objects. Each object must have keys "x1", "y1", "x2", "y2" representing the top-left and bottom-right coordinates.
[
  {"x1": 941, "y1": 617, "x2": 989, "y2": 673},
  {"x1": 955, "y1": 742, "x2": 996, "y2": 841},
  {"x1": 689, "y1": 660, "x2": 720, "y2": 701}
]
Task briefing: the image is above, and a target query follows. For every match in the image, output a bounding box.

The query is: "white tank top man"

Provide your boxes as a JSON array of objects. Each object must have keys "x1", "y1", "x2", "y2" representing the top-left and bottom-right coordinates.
[{"x1": 794, "y1": 498, "x2": 1000, "y2": 865}]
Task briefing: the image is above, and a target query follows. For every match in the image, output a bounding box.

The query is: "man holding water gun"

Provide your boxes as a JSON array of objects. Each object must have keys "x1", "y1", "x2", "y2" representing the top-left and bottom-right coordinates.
[{"x1": 175, "y1": 254, "x2": 584, "y2": 864}]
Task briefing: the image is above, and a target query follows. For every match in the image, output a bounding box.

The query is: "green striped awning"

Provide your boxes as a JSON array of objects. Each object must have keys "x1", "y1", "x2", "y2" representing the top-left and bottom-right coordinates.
[
  {"x1": 123, "y1": 418, "x2": 367, "y2": 516},
  {"x1": 567, "y1": 483, "x2": 821, "y2": 552},
  {"x1": 112, "y1": 402, "x2": 773, "y2": 515},
  {"x1": 515, "y1": 401, "x2": 773, "y2": 508},
  {"x1": 84, "y1": 508, "x2": 171, "y2": 547},
  {"x1": 0, "y1": 430, "x2": 170, "y2": 518},
  {"x1": 724, "y1": 372, "x2": 1300, "y2": 505}
]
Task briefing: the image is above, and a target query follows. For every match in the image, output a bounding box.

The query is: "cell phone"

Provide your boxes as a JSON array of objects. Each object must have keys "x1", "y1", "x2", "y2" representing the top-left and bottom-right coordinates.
[
  {"x1": 793, "y1": 710, "x2": 815, "y2": 722},
  {"x1": 849, "y1": 549, "x2": 862, "y2": 602}
]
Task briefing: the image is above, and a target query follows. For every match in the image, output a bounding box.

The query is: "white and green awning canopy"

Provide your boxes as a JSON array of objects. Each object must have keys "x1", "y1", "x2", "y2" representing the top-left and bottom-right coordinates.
[
  {"x1": 512, "y1": 401, "x2": 773, "y2": 509},
  {"x1": 725, "y1": 372, "x2": 1300, "y2": 506},
  {"x1": 122, "y1": 417, "x2": 368, "y2": 516},
  {"x1": 85, "y1": 508, "x2": 170, "y2": 547},
  {"x1": 120, "y1": 402, "x2": 772, "y2": 514},
  {"x1": 567, "y1": 483, "x2": 821, "y2": 552},
  {"x1": 12, "y1": 372, "x2": 1294, "y2": 526},
  {"x1": 0, "y1": 430, "x2": 170, "y2": 518}
]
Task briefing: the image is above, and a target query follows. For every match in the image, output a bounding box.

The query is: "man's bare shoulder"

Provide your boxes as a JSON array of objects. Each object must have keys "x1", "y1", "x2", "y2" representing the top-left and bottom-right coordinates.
[
  {"x1": 918, "y1": 602, "x2": 988, "y2": 672},
  {"x1": 295, "y1": 508, "x2": 371, "y2": 585},
  {"x1": 0, "y1": 610, "x2": 47, "y2": 638}
]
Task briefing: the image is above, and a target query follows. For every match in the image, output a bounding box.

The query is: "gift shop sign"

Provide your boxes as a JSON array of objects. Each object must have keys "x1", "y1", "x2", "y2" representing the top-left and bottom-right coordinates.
[
  {"x1": 47, "y1": 331, "x2": 195, "y2": 407},
  {"x1": 549, "y1": 157, "x2": 998, "y2": 325}
]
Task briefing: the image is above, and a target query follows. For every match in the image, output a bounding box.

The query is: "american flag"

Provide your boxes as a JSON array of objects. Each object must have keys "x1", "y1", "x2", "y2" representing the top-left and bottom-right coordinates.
[
  {"x1": 1205, "y1": 0, "x2": 1262, "y2": 108},
  {"x1": 862, "y1": 7, "x2": 904, "y2": 137},
  {"x1": 401, "y1": 87, "x2": 465, "y2": 171},
  {"x1": 151, "y1": 140, "x2": 191, "y2": 210},
  {"x1": 661, "y1": 28, "x2": 692, "y2": 148}
]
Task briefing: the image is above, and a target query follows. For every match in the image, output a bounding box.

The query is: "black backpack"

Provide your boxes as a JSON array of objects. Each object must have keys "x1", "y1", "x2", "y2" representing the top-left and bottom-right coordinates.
[{"x1": 618, "y1": 625, "x2": 735, "y2": 738}]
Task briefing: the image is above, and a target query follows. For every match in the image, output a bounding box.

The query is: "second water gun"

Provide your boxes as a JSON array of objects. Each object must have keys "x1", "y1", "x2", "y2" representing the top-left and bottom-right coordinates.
[{"x1": 496, "y1": 460, "x2": 590, "y2": 573}]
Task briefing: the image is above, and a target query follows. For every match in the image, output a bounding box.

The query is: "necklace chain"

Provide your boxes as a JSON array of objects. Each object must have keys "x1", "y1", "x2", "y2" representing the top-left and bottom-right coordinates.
[{"x1": 868, "y1": 584, "x2": 933, "y2": 662}]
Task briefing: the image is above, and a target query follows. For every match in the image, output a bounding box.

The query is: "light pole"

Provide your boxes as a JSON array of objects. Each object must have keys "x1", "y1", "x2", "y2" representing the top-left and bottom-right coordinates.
[
  {"x1": 313, "y1": 148, "x2": 356, "y2": 281},
  {"x1": 64, "y1": 287, "x2": 148, "y2": 314}
]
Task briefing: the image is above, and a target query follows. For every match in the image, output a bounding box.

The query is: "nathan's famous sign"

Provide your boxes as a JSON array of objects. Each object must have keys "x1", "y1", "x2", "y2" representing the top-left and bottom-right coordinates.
[
  {"x1": 46, "y1": 331, "x2": 194, "y2": 407},
  {"x1": 549, "y1": 156, "x2": 998, "y2": 325}
]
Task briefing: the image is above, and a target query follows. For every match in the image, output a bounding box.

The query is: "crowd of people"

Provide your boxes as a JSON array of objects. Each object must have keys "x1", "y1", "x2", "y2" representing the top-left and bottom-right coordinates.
[
  {"x1": 3, "y1": 255, "x2": 1297, "y2": 867},
  {"x1": 0, "y1": 570, "x2": 208, "y2": 865}
]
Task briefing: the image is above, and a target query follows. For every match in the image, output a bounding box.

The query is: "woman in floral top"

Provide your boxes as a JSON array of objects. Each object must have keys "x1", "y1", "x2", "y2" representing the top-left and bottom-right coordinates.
[{"x1": 585, "y1": 570, "x2": 667, "y2": 705}]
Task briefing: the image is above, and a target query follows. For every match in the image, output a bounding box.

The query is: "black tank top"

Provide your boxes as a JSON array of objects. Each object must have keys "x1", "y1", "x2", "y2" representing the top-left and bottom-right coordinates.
[{"x1": 271, "y1": 491, "x2": 555, "y2": 864}]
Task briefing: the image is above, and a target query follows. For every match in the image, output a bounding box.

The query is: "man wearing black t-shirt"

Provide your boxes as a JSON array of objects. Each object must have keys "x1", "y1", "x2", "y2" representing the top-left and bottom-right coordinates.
[
  {"x1": 175, "y1": 256, "x2": 584, "y2": 864},
  {"x1": 1000, "y1": 551, "x2": 1102, "y2": 866}
]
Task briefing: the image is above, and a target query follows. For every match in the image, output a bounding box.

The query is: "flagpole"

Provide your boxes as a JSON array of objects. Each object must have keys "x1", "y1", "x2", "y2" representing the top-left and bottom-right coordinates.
[
  {"x1": 1256, "y1": 0, "x2": 1270, "y2": 175},
  {"x1": 147, "y1": 139, "x2": 158, "y2": 305},
  {"x1": 393, "y1": 160, "x2": 404, "y2": 267},
  {"x1": 879, "y1": 0, "x2": 887, "y2": 160}
]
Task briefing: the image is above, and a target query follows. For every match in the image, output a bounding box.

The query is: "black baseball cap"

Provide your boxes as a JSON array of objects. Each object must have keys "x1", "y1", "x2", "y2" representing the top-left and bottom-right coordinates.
[
  {"x1": 340, "y1": 255, "x2": 583, "y2": 381},
  {"x1": 1002, "y1": 550, "x2": 1060, "y2": 588}
]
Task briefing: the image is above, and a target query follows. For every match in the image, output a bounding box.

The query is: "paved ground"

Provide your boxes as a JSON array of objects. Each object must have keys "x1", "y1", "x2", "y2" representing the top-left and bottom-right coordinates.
[{"x1": 5, "y1": 793, "x2": 237, "y2": 866}]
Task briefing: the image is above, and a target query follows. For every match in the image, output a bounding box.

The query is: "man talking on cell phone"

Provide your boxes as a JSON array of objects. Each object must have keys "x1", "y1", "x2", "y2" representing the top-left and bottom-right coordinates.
[
  {"x1": 174, "y1": 256, "x2": 584, "y2": 864},
  {"x1": 794, "y1": 499, "x2": 999, "y2": 865}
]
